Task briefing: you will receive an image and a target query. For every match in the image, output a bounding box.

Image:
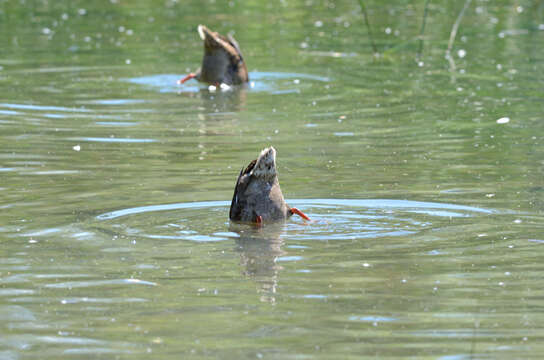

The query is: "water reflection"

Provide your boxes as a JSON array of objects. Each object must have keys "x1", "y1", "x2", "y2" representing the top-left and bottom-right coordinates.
[
  {"x1": 93, "y1": 198, "x2": 497, "y2": 308},
  {"x1": 230, "y1": 223, "x2": 286, "y2": 304},
  {"x1": 178, "y1": 86, "x2": 248, "y2": 114}
]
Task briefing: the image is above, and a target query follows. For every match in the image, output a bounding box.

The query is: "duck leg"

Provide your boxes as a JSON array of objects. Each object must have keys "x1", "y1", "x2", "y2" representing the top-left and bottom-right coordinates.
[
  {"x1": 290, "y1": 208, "x2": 311, "y2": 221},
  {"x1": 178, "y1": 73, "x2": 197, "y2": 84},
  {"x1": 255, "y1": 215, "x2": 263, "y2": 225}
]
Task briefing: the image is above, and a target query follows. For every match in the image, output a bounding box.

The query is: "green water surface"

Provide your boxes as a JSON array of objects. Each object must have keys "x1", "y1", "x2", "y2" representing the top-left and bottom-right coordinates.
[{"x1": 1, "y1": 0, "x2": 543, "y2": 359}]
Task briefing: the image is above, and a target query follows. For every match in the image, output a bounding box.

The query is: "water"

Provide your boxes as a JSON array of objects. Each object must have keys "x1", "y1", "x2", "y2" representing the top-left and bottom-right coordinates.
[{"x1": 1, "y1": 0, "x2": 544, "y2": 358}]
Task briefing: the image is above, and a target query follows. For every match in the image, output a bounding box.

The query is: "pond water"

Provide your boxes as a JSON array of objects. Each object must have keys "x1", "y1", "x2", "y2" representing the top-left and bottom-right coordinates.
[{"x1": 1, "y1": 0, "x2": 543, "y2": 358}]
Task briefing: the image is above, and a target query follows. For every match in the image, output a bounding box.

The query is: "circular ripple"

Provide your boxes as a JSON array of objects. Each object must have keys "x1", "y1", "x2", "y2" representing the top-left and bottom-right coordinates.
[
  {"x1": 95, "y1": 199, "x2": 494, "y2": 243},
  {"x1": 126, "y1": 71, "x2": 330, "y2": 94}
]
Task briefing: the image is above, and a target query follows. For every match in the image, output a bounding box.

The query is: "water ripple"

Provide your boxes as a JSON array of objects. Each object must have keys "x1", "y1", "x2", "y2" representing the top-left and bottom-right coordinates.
[
  {"x1": 44, "y1": 278, "x2": 157, "y2": 289},
  {"x1": 127, "y1": 71, "x2": 330, "y2": 94},
  {"x1": 70, "y1": 137, "x2": 156, "y2": 143},
  {"x1": 97, "y1": 199, "x2": 492, "y2": 221},
  {"x1": 93, "y1": 199, "x2": 495, "y2": 244}
]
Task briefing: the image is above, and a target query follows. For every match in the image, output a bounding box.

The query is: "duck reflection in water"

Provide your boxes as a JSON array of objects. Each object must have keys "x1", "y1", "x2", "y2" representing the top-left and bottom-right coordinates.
[
  {"x1": 188, "y1": 85, "x2": 248, "y2": 114},
  {"x1": 230, "y1": 223, "x2": 286, "y2": 304}
]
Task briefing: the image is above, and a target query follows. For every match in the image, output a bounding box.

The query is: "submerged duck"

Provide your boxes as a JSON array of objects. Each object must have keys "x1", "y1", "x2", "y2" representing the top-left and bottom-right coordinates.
[
  {"x1": 178, "y1": 24, "x2": 249, "y2": 86},
  {"x1": 229, "y1": 147, "x2": 310, "y2": 224}
]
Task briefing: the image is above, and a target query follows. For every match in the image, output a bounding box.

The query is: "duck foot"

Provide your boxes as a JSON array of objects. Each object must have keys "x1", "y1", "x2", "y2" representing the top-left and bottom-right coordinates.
[
  {"x1": 177, "y1": 73, "x2": 196, "y2": 84},
  {"x1": 290, "y1": 207, "x2": 311, "y2": 221}
]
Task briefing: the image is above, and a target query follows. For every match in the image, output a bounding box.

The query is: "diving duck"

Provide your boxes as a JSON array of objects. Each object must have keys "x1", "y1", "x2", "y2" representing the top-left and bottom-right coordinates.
[
  {"x1": 178, "y1": 24, "x2": 249, "y2": 86},
  {"x1": 229, "y1": 147, "x2": 310, "y2": 224}
]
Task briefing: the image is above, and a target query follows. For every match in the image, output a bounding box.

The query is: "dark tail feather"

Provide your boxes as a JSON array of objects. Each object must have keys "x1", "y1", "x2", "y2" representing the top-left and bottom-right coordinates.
[{"x1": 229, "y1": 167, "x2": 245, "y2": 221}]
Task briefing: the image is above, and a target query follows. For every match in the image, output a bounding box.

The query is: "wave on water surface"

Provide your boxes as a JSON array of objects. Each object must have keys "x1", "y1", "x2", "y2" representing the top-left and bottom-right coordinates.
[
  {"x1": 93, "y1": 199, "x2": 495, "y2": 243},
  {"x1": 126, "y1": 71, "x2": 330, "y2": 94},
  {"x1": 97, "y1": 199, "x2": 493, "y2": 221}
]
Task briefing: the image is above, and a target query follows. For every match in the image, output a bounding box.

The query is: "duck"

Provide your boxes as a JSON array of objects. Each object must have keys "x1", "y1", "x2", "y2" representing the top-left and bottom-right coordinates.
[
  {"x1": 229, "y1": 147, "x2": 310, "y2": 224},
  {"x1": 178, "y1": 24, "x2": 249, "y2": 86}
]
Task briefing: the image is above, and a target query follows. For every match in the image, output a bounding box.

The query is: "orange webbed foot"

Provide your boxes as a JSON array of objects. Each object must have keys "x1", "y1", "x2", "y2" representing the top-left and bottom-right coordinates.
[
  {"x1": 177, "y1": 73, "x2": 196, "y2": 84},
  {"x1": 290, "y1": 207, "x2": 311, "y2": 221}
]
